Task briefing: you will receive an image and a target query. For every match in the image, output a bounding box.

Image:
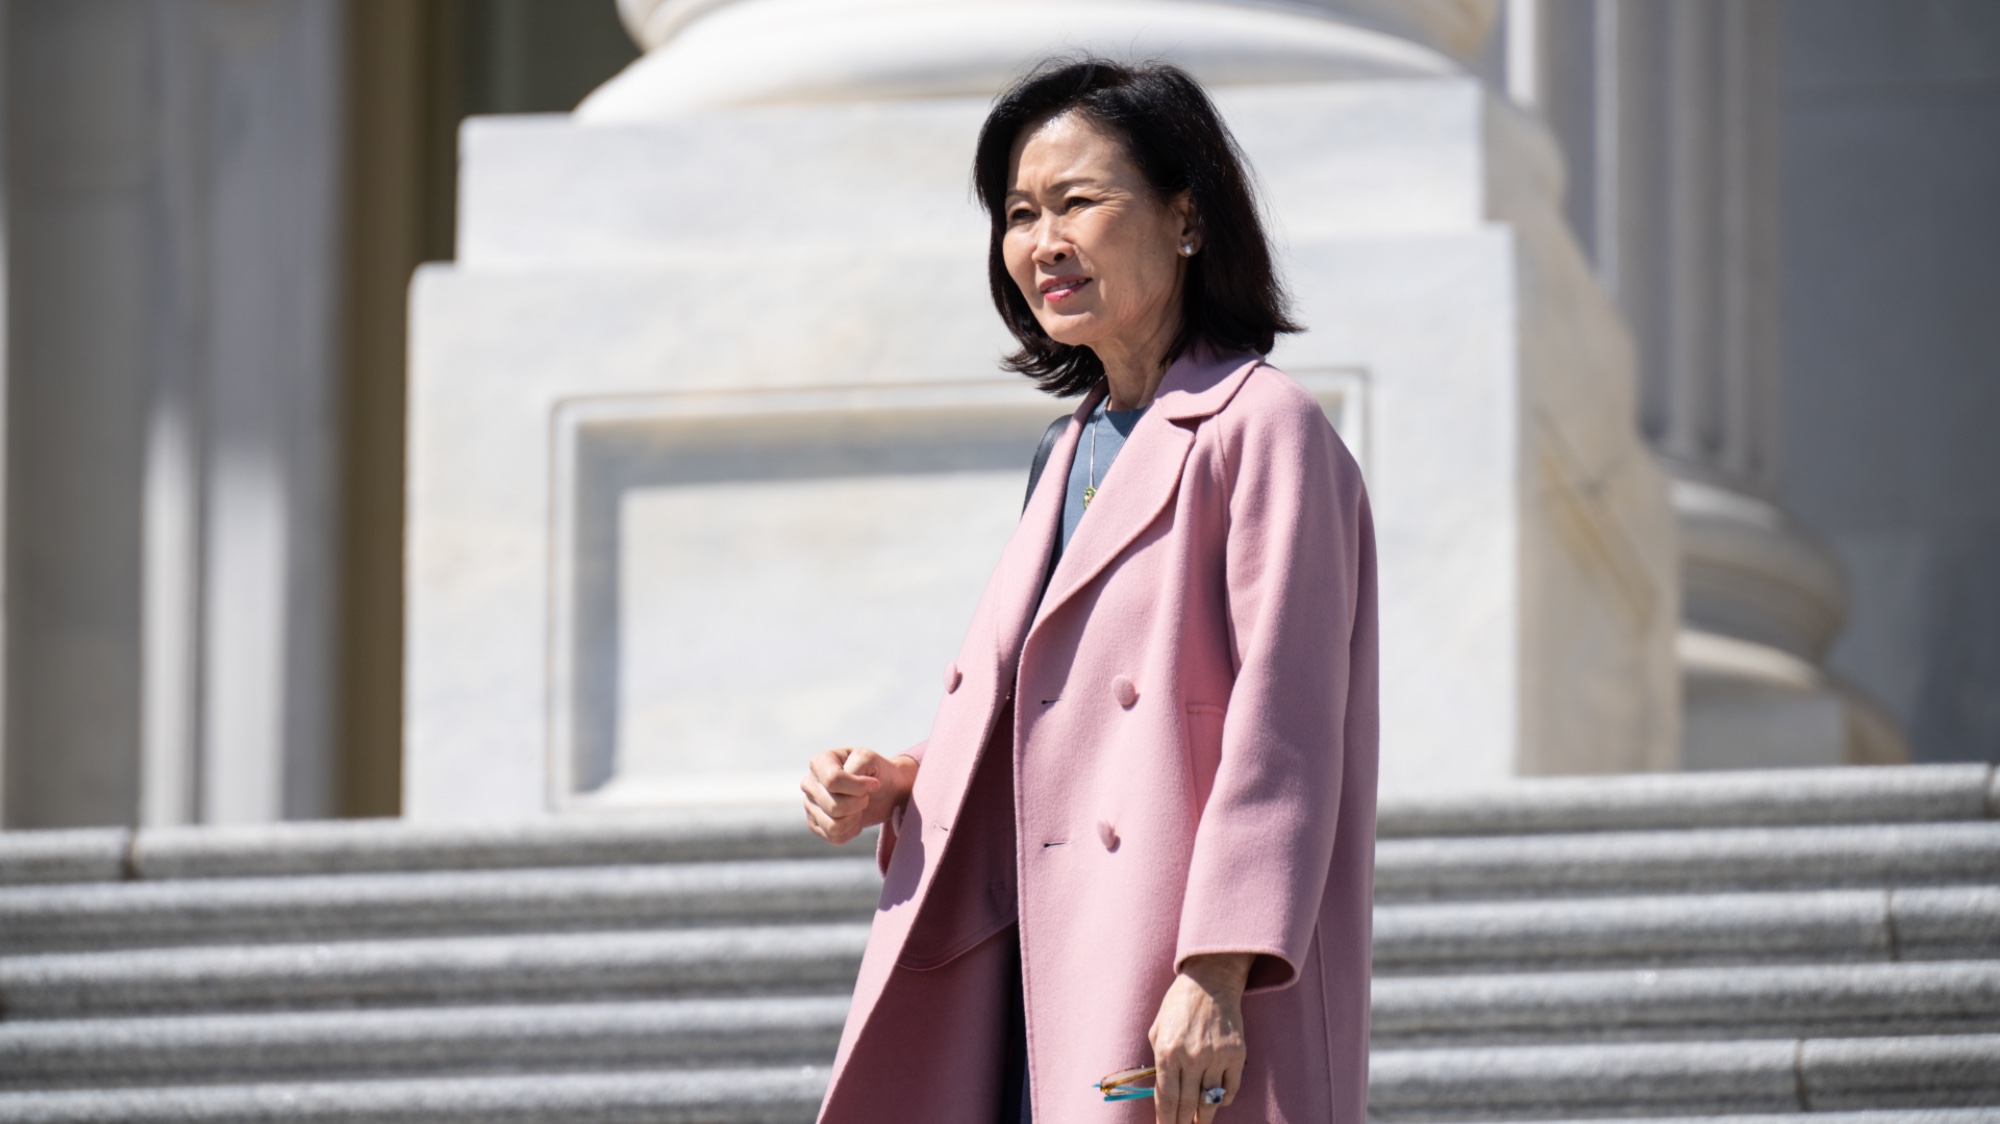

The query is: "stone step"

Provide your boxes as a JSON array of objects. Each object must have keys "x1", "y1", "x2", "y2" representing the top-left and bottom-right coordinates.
[
  {"x1": 8, "y1": 962, "x2": 1994, "y2": 1092},
  {"x1": 1373, "y1": 886, "x2": 1998, "y2": 975},
  {"x1": 0, "y1": 830, "x2": 131, "y2": 887},
  {"x1": 1448, "y1": 1104, "x2": 2000, "y2": 1112},
  {"x1": 0, "y1": 1067, "x2": 831, "y2": 1124},
  {"x1": 1371, "y1": 960, "x2": 2000, "y2": 1047},
  {"x1": 5, "y1": 821, "x2": 1993, "y2": 957},
  {"x1": 0, "y1": 859, "x2": 884, "y2": 955},
  {"x1": 1367, "y1": 1033, "x2": 2000, "y2": 1121},
  {"x1": 0, "y1": 997, "x2": 850, "y2": 1092},
  {"x1": 0, "y1": 812, "x2": 873, "y2": 887},
  {"x1": 0, "y1": 766, "x2": 1992, "y2": 1122},
  {"x1": 5, "y1": 765, "x2": 1991, "y2": 888},
  {"x1": 1375, "y1": 764, "x2": 1998, "y2": 839},
  {"x1": 5, "y1": 887, "x2": 1993, "y2": 1017},
  {"x1": 1, "y1": 1035, "x2": 1994, "y2": 1123},
  {"x1": 1374, "y1": 822, "x2": 2000, "y2": 901},
  {"x1": 0, "y1": 924, "x2": 870, "y2": 1019}
]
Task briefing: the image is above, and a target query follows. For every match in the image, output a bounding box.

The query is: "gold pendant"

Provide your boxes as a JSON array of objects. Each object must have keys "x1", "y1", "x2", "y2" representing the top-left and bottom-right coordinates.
[{"x1": 1082, "y1": 484, "x2": 1097, "y2": 508}]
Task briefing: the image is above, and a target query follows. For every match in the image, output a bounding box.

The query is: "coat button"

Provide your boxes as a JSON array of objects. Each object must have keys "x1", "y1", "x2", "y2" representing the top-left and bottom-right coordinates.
[
  {"x1": 944, "y1": 662, "x2": 962, "y2": 693},
  {"x1": 1098, "y1": 821, "x2": 1120, "y2": 851},
  {"x1": 1111, "y1": 675, "x2": 1138, "y2": 708}
]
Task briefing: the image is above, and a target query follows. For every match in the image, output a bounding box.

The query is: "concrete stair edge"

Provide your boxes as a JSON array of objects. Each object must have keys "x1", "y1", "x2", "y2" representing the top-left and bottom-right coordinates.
[
  {"x1": 1369, "y1": 959, "x2": 2000, "y2": 1044},
  {"x1": 5, "y1": 889, "x2": 1996, "y2": 1016},
  {"x1": 0, "y1": 925, "x2": 872, "y2": 1019},
  {"x1": 1375, "y1": 764, "x2": 2000, "y2": 838},
  {"x1": 1371, "y1": 885, "x2": 1998, "y2": 973},
  {"x1": 0, "y1": 1066, "x2": 833, "y2": 1124},
  {"x1": 3, "y1": 1034, "x2": 1997, "y2": 1122},
  {"x1": 5, "y1": 963, "x2": 1998, "y2": 1091},
  {"x1": 0, "y1": 830, "x2": 129, "y2": 887},
  {"x1": 1374, "y1": 821, "x2": 2000, "y2": 900},
  {"x1": 9, "y1": 825, "x2": 2000, "y2": 955},
  {"x1": 0, "y1": 997, "x2": 851, "y2": 1091},
  {"x1": 1367, "y1": 1033, "x2": 2000, "y2": 1117},
  {"x1": 1428, "y1": 1111, "x2": 2000, "y2": 1124},
  {"x1": 0, "y1": 813, "x2": 875, "y2": 887},
  {"x1": 4, "y1": 764, "x2": 1995, "y2": 886},
  {"x1": 0, "y1": 859, "x2": 886, "y2": 955}
]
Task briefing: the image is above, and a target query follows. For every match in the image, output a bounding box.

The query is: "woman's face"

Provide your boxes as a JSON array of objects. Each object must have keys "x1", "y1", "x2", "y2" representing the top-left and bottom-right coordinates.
[{"x1": 1002, "y1": 111, "x2": 1196, "y2": 359}]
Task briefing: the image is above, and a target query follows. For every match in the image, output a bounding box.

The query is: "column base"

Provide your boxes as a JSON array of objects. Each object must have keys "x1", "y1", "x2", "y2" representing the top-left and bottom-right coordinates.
[
  {"x1": 1679, "y1": 629, "x2": 1907, "y2": 769},
  {"x1": 1666, "y1": 464, "x2": 1908, "y2": 770}
]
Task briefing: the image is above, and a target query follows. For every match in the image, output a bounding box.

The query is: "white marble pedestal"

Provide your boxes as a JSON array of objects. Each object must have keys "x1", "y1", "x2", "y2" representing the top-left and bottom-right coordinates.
[{"x1": 404, "y1": 77, "x2": 1678, "y2": 820}]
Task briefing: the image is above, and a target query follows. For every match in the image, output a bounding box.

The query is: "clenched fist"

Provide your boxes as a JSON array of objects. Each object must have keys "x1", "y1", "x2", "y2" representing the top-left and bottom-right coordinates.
[{"x1": 801, "y1": 747, "x2": 919, "y2": 846}]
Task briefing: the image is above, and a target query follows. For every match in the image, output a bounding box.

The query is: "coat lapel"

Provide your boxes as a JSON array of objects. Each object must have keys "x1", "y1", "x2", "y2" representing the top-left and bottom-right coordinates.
[
  {"x1": 1031, "y1": 350, "x2": 1266, "y2": 634},
  {"x1": 989, "y1": 390, "x2": 1100, "y2": 686}
]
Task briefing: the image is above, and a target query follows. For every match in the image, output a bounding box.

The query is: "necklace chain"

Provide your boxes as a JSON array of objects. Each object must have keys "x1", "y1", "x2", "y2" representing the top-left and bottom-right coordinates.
[{"x1": 1084, "y1": 403, "x2": 1100, "y2": 508}]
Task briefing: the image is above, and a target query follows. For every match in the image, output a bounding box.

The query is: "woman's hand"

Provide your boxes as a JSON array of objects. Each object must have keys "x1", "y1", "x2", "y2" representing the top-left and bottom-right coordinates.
[
  {"x1": 801, "y1": 747, "x2": 918, "y2": 846},
  {"x1": 1148, "y1": 952, "x2": 1252, "y2": 1124}
]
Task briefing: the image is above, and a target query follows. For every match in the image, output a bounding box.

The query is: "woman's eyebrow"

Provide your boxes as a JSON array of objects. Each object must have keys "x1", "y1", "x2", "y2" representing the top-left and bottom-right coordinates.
[{"x1": 1006, "y1": 176, "x2": 1102, "y2": 199}]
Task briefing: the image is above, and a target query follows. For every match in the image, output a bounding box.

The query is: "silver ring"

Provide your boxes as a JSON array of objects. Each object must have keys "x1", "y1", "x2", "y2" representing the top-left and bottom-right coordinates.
[{"x1": 1203, "y1": 1086, "x2": 1227, "y2": 1105}]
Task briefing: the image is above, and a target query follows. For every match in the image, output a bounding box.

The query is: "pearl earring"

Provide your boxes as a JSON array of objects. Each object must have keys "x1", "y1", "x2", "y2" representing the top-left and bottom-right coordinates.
[{"x1": 1181, "y1": 242, "x2": 1196, "y2": 256}]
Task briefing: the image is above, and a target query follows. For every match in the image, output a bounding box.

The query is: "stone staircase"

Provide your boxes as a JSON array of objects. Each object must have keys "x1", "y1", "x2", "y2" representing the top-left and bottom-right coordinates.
[{"x1": 1, "y1": 765, "x2": 1997, "y2": 1123}]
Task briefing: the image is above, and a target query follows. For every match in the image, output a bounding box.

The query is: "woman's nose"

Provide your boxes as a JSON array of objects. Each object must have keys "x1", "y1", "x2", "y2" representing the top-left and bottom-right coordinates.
[{"x1": 1033, "y1": 218, "x2": 1070, "y2": 263}]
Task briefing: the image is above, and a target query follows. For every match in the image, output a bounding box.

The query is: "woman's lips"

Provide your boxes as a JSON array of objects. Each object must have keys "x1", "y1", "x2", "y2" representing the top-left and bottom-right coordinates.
[{"x1": 1041, "y1": 277, "x2": 1091, "y2": 304}]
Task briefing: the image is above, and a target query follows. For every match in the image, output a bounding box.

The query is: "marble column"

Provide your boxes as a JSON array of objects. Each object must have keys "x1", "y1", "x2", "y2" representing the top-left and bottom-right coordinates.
[
  {"x1": 1526, "y1": 0, "x2": 1905, "y2": 767},
  {"x1": 0, "y1": 2, "x2": 9, "y2": 824},
  {"x1": 1, "y1": 0, "x2": 346, "y2": 828}
]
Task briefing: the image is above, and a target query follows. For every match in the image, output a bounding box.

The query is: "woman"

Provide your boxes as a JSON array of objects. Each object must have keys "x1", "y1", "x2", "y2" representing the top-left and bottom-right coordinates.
[{"x1": 801, "y1": 58, "x2": 1377, "y2": 1124}]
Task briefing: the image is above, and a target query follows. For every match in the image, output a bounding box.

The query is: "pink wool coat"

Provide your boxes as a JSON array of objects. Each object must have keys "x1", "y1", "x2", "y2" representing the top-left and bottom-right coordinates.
[{"x1": 818, "y1": 349, "x2": 1379, "y2": 1123}]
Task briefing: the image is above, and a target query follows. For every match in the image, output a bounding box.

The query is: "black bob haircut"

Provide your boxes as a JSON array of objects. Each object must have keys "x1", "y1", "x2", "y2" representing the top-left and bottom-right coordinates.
[{"x1": 973, "y1": 57, "x2": 1300, "y2": 398}]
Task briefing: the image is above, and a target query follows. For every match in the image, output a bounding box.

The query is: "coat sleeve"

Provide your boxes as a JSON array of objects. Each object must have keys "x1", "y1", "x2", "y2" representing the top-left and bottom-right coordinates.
[
  {"x1": 1172, "y1": 385, "x2": 1371, "y2": 993},
  {"x1": 873, "y1": 738, "x2": 928, "y2": 875}
]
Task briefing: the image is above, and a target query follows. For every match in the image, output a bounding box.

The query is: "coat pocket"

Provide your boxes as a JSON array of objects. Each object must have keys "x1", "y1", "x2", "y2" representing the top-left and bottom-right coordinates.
[{"x1": 1184, "y1": 703, "x2": 1227, "y2": 812}]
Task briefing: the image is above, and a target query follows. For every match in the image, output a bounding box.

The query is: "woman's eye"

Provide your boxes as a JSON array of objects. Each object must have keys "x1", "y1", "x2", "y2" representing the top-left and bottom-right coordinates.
[
  {"x1": 1064, "y1": 196, "x2": 1091, "y2": 211},
  {"x1": 1008, "y1": 207, "x2": 1035, "y2": 224}
]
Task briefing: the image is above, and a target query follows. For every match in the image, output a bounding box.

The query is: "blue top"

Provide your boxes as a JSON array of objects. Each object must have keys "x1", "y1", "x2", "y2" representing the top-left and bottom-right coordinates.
[{"x1": 1054, "y1": 398, "x2": 1149, "y2": 564}]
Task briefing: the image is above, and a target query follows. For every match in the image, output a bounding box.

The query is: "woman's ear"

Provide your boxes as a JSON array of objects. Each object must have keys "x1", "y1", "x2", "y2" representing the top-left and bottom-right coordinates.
[{"x1": 1171, "y1": 190, "x2": 1200, "y2": 254}]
